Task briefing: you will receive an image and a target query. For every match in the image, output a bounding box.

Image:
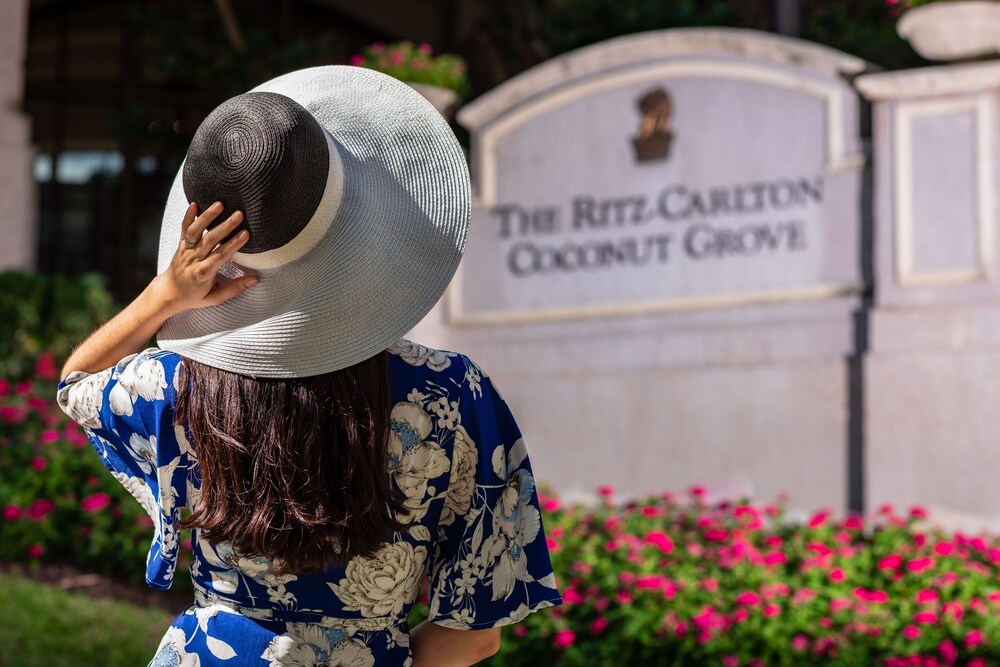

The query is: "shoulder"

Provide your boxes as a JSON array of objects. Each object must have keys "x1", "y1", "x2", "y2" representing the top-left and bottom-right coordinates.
[{"x1": 387, "y1": 338, "x2": 487, "y2": 399}]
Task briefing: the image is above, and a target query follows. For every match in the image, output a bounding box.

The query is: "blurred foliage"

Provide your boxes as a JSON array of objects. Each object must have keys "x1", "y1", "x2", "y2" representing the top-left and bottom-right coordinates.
[
  {"x1": 0, "y1": 272, "x2": 118, "y2": 381},
  {"x1": 351, "y1": 41, "x2": 470, "y2": 98},
  {"x1": 475, "y1": 0, "x2": 924, "y2": 90}
]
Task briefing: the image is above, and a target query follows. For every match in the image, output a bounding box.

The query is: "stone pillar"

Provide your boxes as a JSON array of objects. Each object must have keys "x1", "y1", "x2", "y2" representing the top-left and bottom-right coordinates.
[
  {"x1": 0, "y1": 0, "x2": 33, "y2": 271},
  {"x1": 858, "y1": 63, "x2": 1000, "y2": 531}
]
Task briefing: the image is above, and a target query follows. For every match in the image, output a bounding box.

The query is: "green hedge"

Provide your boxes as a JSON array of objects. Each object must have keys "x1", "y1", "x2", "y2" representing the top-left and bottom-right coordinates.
[{"x1": 0, "y1": 271, "x2": 117, "y2": 381}]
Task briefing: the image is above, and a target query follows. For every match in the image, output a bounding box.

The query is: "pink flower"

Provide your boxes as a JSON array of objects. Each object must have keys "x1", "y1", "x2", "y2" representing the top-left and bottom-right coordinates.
[
  {"x1": 910, "y1": 506, "x2": 928, "y2": 519},
  {"x1": 700, "y1": 578, "x2": 719, "y2": 592},
  {"x1": 736, "y1": 591, "x2": 761, "y2": 606},
  {"x1": 935, "y1": 542, "x2": 955, "y2": 556},
  {"x1": 690, "y1": 485, "x2": 707, "y2": 497},
  {"x1": 843, "y1": 515, "x2": 863, "y2": 530},
  {"x1": 968, "y1": 660, "x2": 987, "y2": 667},
  {"x1": 854, "y1": 588, "x2": 888, "y2": 603},
  {"x1": 553, "y1": 629, "x2": 575, "y2": 649},
  {"x1": 645, "y1": 530, "x2": 674, "y2": 554},
  {"x1": 0, "y1": 405, "x2": 25, "y2": 424},
  {"x1": 418, "y1": 42, "x2": 433, "y2": 55},
  {"x1": 879, "y1": 554, "x2": 902, "y2": 570},
  {"x1": 674, "y1": 620, "x2": 688, "y2": 638},
  {"x1": 907, "y1": 557, "x2": 934, "y2": 573},
  {"x1": 31, "y1": 457, "x2": 46, "y2": 471},
  {"x1": 640, "y1": 505, "x2": 662, "y2": 517},
  {"x1": 917, "y1": 589, "x2": 939, "y2": 604},
  {"x1": 349, "y1": 54, "x2": 365, "y2": 66},
  {"x1": 0, "y1": 378, "x2": 8, "y2": 396},
  {"x1": 597, "y1": 485, "x2": 615, "y2": 498},
  {"x1": 829, "y1": 568, "x2": 846, "y2": 582},
  {"x1": 389, "y1": 51, "x2": 405, "y2": 66},
  {"x1": 941, "y1": 602, "x2": 963, "y2": 620},
  {"x1": 635, "y1": 575, "x2": 667, "y2": 590},
  {"x1": 791, "y1": 635, "x2": 810, "y2": 651},
  {"x1": 563, "y1": 588, "x2": 584, "y2": 605},
  {"x1": 27, "y1": 498, "x2": 55, "y2": 520},
  {"x1": 16, "y1": 381, "x2": 31, "y2": 396},
  {"x1": 370, "y1": 41, "x2": 385, "y2": 53},
  {"x1": 763, "y1": 604, "x2": 780, "y2": 618},
  {"x1": 27, "y1": 543, "x2": 43, "y2": 559},
  {"x1": 40, "y1": 430, "x2": 59, "y2": 444},
  {"x1": 722, "y1": 657, "x2": 739, "y2": 667},
  {"x1": 792, "y1": 588, "x2": 817, "y2": 606},
  {"x1": 512, "y1": 625, "x2": 527, "y2": 637},
  {"x1": 541, "y1": 496, "x2": 561, "y2": 513},
  {"x1": 964, "y1": 629, "x2": 984, "y2": 649},
  {"x1": 903, "y1": 625, "x2": 921, "y2": 640},
  {"x1": 34, "y1": 352, "x2": 58, "y2": 381},
  {"x1": 938, "y1": 640, "x2": 957, "y2": 664},
  {"x1": 589, "y1": 618, "x2": 608, "y2": 634},
  {"x1": 763, "y1": 551, "x2": 787, "y2": 566},
  {"x1": 808, "y1": 510, "x2": 830, "y2": 528},
  {"x1": 2, "y1": 504, "x2": 20, "y2": 521},
  {"x1": 830, "y1": 598, "x2": 851, "y2": 613},
  {"x1": 914, "y1": 611, "x2": 938, "y2": 624}
]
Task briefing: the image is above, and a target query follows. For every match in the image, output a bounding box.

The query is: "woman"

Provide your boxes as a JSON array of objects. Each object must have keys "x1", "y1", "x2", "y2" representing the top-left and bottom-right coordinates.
[{"x1": 56, "y1": 66, "x2": 561, "y2": 667}]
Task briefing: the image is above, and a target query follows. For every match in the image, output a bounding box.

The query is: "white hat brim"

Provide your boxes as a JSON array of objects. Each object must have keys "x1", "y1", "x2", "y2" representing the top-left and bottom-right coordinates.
[{"x1": 155, "y1": 66, "x2": 470, "y2": 377}]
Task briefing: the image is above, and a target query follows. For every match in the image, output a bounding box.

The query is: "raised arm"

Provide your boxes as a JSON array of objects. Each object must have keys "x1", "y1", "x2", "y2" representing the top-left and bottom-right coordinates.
[{"x1": 60, "y1": 201, "x2": 256, "y2": 379}]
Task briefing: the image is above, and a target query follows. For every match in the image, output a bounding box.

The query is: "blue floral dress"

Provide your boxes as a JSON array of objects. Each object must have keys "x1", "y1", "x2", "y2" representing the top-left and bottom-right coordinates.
[{"x1": 56, "y1": 339, "x2": 562, "y2": 667}]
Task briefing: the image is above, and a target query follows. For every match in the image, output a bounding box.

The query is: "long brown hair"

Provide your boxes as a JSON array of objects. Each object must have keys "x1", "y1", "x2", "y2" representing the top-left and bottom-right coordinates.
[{"x1": 174, "y1": 351, "x2": 408, "y2": 573}]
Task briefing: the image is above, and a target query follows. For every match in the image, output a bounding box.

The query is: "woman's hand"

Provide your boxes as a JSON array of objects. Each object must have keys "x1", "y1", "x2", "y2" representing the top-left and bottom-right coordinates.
[
  {"x1": 60, "y1": 201, "x2": 258, "y2": 379},
  {"x1": 154, "y1": 201, "x2": 258, "y2": 312}
]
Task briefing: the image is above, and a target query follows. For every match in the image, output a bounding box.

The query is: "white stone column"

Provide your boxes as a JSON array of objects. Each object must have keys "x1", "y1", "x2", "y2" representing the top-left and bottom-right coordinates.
[
  {"x1": 858, "y1": 63, "x2": 1000, "y2": 531},
  {"x1": 0, "y1": 0, "x2": 33, "y2": 271}
]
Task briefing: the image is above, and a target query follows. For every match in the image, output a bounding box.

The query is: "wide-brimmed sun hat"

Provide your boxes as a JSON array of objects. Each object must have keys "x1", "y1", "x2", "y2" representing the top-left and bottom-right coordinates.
[{"x1": 155, "y1": 66, "x2": 470, "y2": 377}]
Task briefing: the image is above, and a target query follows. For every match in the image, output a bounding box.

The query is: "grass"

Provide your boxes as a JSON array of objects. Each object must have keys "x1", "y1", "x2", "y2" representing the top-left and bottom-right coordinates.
[{"x1": 0, "y1": 573, "x2": 173, "y2": 667}]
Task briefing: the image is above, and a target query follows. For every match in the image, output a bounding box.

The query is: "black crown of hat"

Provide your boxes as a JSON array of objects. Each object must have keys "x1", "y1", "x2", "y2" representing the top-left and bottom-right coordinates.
[{"x1": 182, "y1": 92, "x2": 330, "y2": 254}]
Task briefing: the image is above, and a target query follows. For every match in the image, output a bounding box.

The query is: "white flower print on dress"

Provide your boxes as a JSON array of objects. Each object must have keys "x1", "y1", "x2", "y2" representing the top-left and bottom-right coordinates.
[
  {"x1": 328, "y1": 542, "x2": 427, "y2": 618},
  {"x1": 109, "y1": 351, "x2": 167, "y2": 416},
  {"x1": 387, "y1": 402, "x2": 449, "y2": 521},
  {"x1": 484, "y1": 438, "x2": 541, "y2": 601},
  {"x1": 389, "y1": 339, "x2": 455, "y2": 371},
  {"x1": 262, "y1": 624, "x2": 375, "y2": 667},
  {"x1": 56, "y1": 368, "x2": 110, "y2": 430},
  {"x1": 439, "y1": 425, "x2": 478, "y2": 527},
  {"x1": 150, "y1": 627, "x2": 201, "y2": 667},
  {"x1": 429, "y1": 397, "x2": 460, "y2": 430}
]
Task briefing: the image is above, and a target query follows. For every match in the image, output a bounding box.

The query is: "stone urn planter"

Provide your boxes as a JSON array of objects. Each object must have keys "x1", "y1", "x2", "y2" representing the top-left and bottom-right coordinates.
[
  {"x1": 897, "y1": 1, "x2": 1000, "y2": 61},
  {"x1": 407, "y1": 83, "x2": 460, "y2": 119}
]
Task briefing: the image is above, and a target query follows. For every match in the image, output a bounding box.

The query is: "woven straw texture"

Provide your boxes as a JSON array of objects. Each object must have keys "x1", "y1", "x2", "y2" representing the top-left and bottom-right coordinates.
[{"x1": 156, "y1": 66, "x2": 471, "y2": 377}]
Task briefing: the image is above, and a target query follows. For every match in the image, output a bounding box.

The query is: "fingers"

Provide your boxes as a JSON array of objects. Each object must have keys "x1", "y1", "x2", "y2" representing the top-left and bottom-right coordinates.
[
  {"x1": 203, "y1": 276, "x2": 259, "y2": 307},
  {"x1": 211, "y1": 228, "x2": 251, "y2": 264},
  {"x1": 178, "y1": 202, "x2": 198, "y2": 247},
  {"x1": 200, "y1": 209, "x2": 245, "y2": 255},
  {"x1": 186, "y1": 201, "x2": 225, "y2": 247}
]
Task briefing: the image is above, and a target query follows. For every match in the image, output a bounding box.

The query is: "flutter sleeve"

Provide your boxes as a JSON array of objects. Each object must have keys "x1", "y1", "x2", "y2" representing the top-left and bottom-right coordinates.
[
  {"x1": 56, "y1": 347, "x2": 193, "y2": 589},
  {"x1": 426, "y1": 362, "x2": 562, "y2": 629}
]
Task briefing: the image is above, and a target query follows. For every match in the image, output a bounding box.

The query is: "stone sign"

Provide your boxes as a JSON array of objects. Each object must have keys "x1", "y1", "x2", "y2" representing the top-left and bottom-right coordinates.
[
  {"x1": 406, "y1": 29, "x2": 871, "y2": 512},
  {"x1": 453, "y1": 29, "x2": 867, "y2": 325}
]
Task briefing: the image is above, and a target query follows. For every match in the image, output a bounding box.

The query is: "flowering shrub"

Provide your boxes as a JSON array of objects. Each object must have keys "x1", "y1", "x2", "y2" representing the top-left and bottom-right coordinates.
[
  {"x1": 0, "y1": 353, "x2": 192, "y2": 587},
  {"x1": 348, "y1": 41, "x2": 469, "y2": 97},
  {"x1": 0, "y1": 271, "x2": 117, "y2": 381},
  {"x1": 473, "y1": 487, "x2": 1000, "y2": 666}
]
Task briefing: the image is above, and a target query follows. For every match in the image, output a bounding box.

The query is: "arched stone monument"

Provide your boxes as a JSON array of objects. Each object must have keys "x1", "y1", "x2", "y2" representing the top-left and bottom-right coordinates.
[{"x1": 409, "y1": 28, "x2": 872, "y2": 510}]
